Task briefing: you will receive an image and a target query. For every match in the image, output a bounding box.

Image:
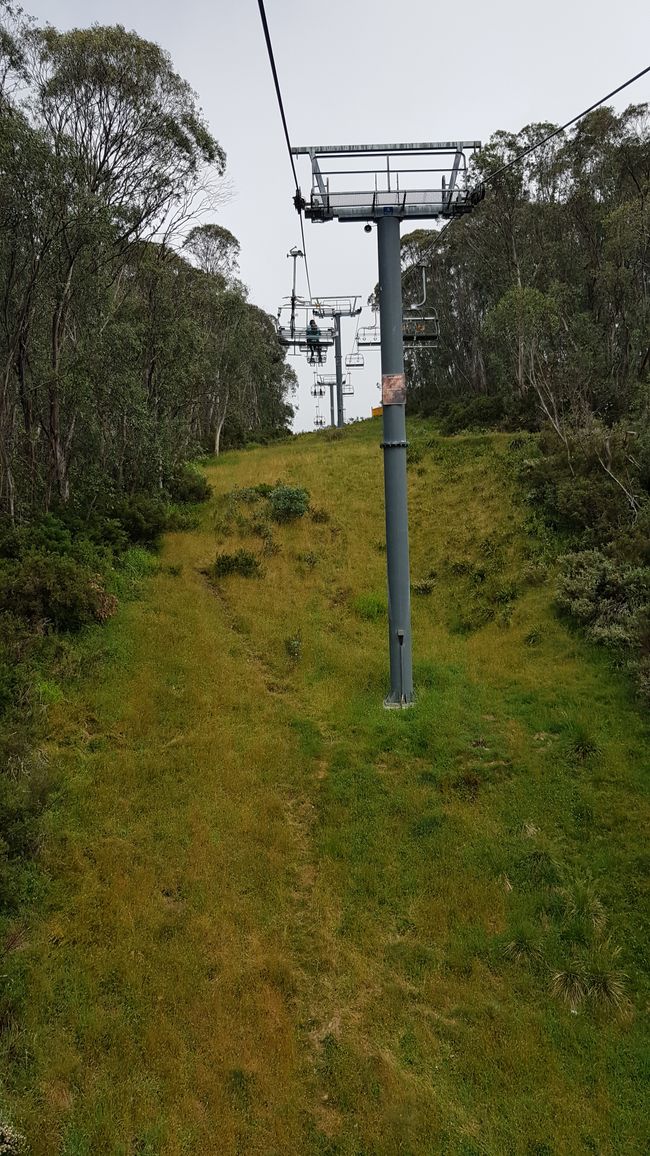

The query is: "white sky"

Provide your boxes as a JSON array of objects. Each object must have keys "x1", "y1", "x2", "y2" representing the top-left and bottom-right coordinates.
[{"x1": 26, "y1": 0, "x2": 650, "y2": 429}]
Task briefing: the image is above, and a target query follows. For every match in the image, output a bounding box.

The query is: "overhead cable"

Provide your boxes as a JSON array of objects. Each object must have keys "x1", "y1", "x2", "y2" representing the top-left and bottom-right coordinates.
[
  {"x1": 256, "y1": 0, "x2": 313, "y2": 302},
  {"x1": 485, "y1": 62, "x2": 650, "y2": 184},
  {"x1": 414, "y1": 61, "x2": 650, "y2": 272}
]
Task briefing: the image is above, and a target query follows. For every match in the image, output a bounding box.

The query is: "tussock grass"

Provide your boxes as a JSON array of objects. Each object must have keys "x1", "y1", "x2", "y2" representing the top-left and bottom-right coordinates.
[{"x1": 2, "y1": 420, "x2": 648, "y2": 1154}]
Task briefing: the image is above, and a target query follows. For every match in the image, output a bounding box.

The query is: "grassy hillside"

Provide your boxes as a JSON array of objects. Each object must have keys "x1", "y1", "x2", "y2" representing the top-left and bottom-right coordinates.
[{"x1": 2, "y1": 420, "x2": 648, "y2": 1155}]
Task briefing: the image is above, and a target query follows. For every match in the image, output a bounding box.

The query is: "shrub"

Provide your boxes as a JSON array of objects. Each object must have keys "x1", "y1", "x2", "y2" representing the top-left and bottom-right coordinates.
[
  {"x1": 113, "y1": 495, "x2": 169, "y2": 545},
  {"x1": 521, "y1": 559, "x2": 549, "y2": 586},
  {"x1": 412, "y1": 577, "x2": 436, "y2": 595},
  {"x1": 208, "y1": 550, "x2": 261, "y2": 579},
  {"x1": 0, "y1": 1120, "x2": 26, "y2": 1155},
  {"x1": 556, "y1": 550, "x2": 650, "y2": 650},
  {"x1": 246, "y1": 482, "x2": 274, "y2": 499},
  {"x1": 0, "y1": 522, "x2": 21, "y2": 560},
  {"x1": 0, "y1": 554, "x2": 117, "y2": 631},
  {"x1": 268, "y1": 484, "x2": 310, "y2": 523},
  {"x1": 168, "y1": 465, "x2": 212, "y2": 505},
  {"x1": 439, "y1": 395, "x2": 505, "y2": 435},
  {"x1": 297, "y1": 551, "x2": 318, "y2": 570},
  {"x1": 165, "y1": 506, "x2": 201, "y2": 532},
  {"x1": 87, "y1": 518, "x2": 130, "y2": 554}
]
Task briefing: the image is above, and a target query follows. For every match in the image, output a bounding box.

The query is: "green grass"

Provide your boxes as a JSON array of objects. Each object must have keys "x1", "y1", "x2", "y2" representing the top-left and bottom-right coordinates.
[{"x1": 1, "y1": 419, "x2": 648, "y2": 1154}]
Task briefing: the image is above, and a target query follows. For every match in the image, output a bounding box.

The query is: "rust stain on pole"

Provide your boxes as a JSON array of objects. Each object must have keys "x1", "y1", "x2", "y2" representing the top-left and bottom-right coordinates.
[{"x1": 382, "y1": 373, "x2": 406, "y2": 405}]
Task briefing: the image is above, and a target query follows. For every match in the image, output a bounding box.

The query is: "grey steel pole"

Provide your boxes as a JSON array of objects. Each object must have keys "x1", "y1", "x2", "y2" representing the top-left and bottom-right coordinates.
[
  {"x1": 334, "y1": 313, "x2": 344, "y2": 428},
  {"x1": 329, "y1": 382, "x2": 335, "y2": 428},
  {"x1": 377, "y1": 214, "x2": 413, "y2": 705}
]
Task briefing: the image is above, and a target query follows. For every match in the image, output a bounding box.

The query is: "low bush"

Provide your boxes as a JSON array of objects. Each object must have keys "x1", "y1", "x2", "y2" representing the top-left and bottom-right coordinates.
[
  {"x1": 297, "y1": 551, "x2": 318, "y2": 570},
  {"x1": 412, "y1": 571, "x2": 436, "y2": 595},
  {"x1": 113, "y1": 495, "x2": 169, "y2": 545},
  {"x1": 0, "y1": 553, "x2": 117, "y2": 631},
  {"x1": 439, "y1": 395, "x2": 506, "y2": 436},
  {"x1": 165, "y1": 506, "x2": 201, "y2": 532},
  {"x1": 167, "y1": 465, "x2": 212, "y2": 505},
  {"x1": 0, "y1": 1119, "x2": 26, "y2": 1155},
  {"x1": 556, "y1": 550, "x2": 650, "y2": 651},
  {"x1": 208, "y1": 549, "x2": 262, "y2": 579},
  {"x1": 268, "y1": 484, "x2": 310, "y2": 523}
]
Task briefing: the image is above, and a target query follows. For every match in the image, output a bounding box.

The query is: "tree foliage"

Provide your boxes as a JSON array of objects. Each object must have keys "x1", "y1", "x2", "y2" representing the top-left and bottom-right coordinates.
[
  {"x1": 402, "y1": 107, "x2": 650, "y2": 697},
  {"x1": 403, "y1": 105, "x2": 650, "y2": 431},
  {"x1": 0, "y1": 10, "x2": 293, "y2": 521}
]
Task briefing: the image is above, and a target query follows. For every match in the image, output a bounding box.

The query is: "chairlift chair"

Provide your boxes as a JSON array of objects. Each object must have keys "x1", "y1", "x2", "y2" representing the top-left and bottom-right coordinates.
[
  {"x1": 356, "y1": 313, "x2": 440, "y2": 350},
  {"x1": 345, "y1": 350, "x2": 365, "y2": 369},
  {"x1": 314, "y1": 412, "x2": 325, "y2": 428},
  {"x1": 342, "y1": 377, "x2": 354, "y2": 396},
  {"x1": 311, "y1": 385, "x2": 326, "y2": 398},
  {"x1": 357, "y1": 324, "x2": 381, "y2": 348},
  {"x1": 402, "y1": 311, "x2": 440, "y2": 349},
  {"x1": 275, "y1": 303, "x2": 336, "y2": 357}
]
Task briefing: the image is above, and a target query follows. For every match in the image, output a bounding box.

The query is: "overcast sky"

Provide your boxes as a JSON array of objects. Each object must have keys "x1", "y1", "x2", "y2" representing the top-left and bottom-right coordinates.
[{"x1": 26, "y1": 0, "x2": 650, "y2": 428}]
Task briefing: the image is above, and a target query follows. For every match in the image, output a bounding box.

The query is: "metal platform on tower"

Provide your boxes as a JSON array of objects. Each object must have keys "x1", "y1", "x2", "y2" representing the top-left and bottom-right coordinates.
[
  {"x1": 292, "y1": 142, "x2": 483, "y2": 222},
  {"x1": 312, "y1": 296, "x2": 361, "y2": 317}
]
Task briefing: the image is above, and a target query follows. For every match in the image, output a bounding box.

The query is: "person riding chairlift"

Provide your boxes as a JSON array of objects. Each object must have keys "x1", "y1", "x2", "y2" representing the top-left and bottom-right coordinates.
[{"x1": 306, "y1": 317, "x2": 323, "y2": 365}]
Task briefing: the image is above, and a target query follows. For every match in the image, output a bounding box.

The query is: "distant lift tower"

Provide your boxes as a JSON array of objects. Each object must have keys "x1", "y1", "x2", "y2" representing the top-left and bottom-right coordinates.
[
  {"x1": 311, "y1": 297, "x2": 361, "y2": 428},
  {"x1": 313, "y1": 373, "x2": 337, "y2": 427},
  {"x1": 292, "y1": 140, "x2": 483, "y2": 706}
]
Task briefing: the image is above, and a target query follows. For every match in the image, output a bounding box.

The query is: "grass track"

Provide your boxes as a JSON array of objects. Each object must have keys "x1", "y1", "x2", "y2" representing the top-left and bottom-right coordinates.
[{"x1": 3, "y1": 420, "x2": 649, "y2": 1154}]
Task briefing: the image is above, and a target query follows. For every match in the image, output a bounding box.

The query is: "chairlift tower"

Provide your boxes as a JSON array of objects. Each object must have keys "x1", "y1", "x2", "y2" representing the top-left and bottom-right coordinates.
[
  {"x1": 311, "y1": 296, "x2": 361, "y2": 428},
  {"x1": 314, "y1": 373, "x2": 337, "y2": 427},
  {"x1": 293, "y1": 140, "x2": 483, "y2": 706}
]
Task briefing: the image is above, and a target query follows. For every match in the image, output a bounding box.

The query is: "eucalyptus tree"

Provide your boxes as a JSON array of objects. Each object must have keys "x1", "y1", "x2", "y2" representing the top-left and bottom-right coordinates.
[
  {"x1": 183, "y1": 223, "x2": 241, "y2": 285},
  {"x1": 402, "y1": 105, "x2": 650, "y2": 436},
  {"x1": 23, "y1": 24, "x2": 224, "y2": 505},
  {"x1": 0, "y1": 9, "x2": 295, "y2": 519}
]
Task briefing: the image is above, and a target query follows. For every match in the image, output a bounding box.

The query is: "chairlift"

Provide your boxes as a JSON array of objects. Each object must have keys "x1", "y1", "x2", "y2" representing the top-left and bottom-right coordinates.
[
  {"x1": 342, "y1": 376, "x2": 354, "y2": 396},
  {"x1": 402, "y1": 263, "x2": 440, "y2": 350},
  {"x1": 275, "y1": 302, "x2": 335, "y2": 360},
  {"x1": 345, "y1": 350, "x2": 365, "y2": 369},
  {"x1": 402, "y1": 311, "x2": 440, "y2": 349},
  {"x1": 311, "y1": 385, "x2": 326, "y2": 398},
  {"x1": 356, "y1": 313, "x2": 440, "y2": 350},
  {"x1": 357, "y1": 324, "x2": 381, "y2": 348},
  {"x1": 314, "y1": 411, "x2": 325, "y2": 428}
]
